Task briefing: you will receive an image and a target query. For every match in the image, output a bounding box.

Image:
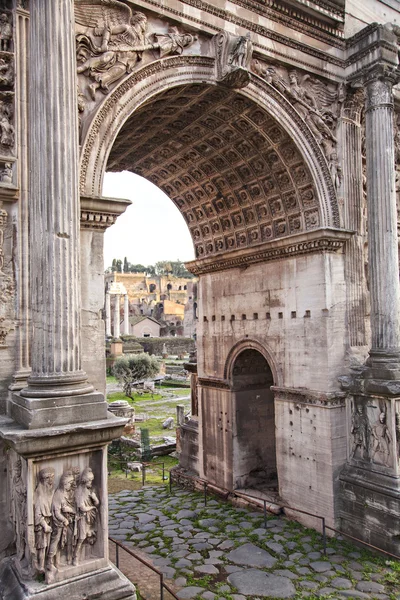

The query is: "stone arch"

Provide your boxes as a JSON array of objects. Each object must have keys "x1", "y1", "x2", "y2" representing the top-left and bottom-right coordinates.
[
  {"x1": 79, "y1": 56, "x2": 340, "y2": 259},
  {"x1": 224, "y1": 338, "x2": 282, "y2": 388}
]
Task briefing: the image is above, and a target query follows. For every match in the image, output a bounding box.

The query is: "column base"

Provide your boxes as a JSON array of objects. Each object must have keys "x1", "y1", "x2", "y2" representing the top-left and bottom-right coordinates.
[
  {"x1": 9, "y1": 391, "x2": 108, "y2": 429},
  {"x1": 0, "y1": 557, "x2": 136, "y2": 600},
  {"x1": 340, "y1": 464, "x2": 400, "y2": 556},
  {"x1": 365, "y1": 349, "x2": 400, "y2": 383}
]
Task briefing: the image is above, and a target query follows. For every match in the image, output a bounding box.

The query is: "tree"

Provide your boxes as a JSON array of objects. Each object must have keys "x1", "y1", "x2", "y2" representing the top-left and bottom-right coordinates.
[
  {"x1": 123, "y1": 257, "x2": 129, "y2": 273},
  {"x1": 113, "y1": 353, "x2": 160, "y2": 400}
]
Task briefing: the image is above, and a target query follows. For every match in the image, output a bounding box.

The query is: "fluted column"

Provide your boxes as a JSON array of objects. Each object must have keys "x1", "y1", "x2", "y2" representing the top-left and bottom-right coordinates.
[
  {"x1": 114, "y1": 295, "x2": 121, "y2": 339},
  {"x1": 21, "y1": 0, "x2": 92, "y2": 398},
  {"x1": 124, "y1": 294, "x2": 130, "y2": 335},
  {"x1": 341, "y1": 91, "x2": 367, "y2": 347},
  {"x1": 105, "y1": 292, "x2": 111, "y2": 336},
  {"x1": 364, "y1": 67, "x2": 400, "y2": 374}
]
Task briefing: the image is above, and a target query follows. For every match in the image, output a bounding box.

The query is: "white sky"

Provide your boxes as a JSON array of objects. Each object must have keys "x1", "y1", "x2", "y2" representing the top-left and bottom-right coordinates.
[{"x1": 102, "y1": 171, "x2": 195, "y2": 269}]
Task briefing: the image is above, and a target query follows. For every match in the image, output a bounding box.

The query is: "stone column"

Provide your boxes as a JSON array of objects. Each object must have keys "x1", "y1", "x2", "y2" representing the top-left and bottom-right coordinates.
[
  {"x1": 105, "y1": 292, "x2": 111, "y2": 336},
  {"x1": 9, "y1": 0, "x2": 107, "y2": 428},
  {"x1": 124, "y1": 294, "x2": 130, "y2": 335},
  {"x1": 114, "y1": 295, "x2": 121, "y2": 339},
  {"x1": 364, "y1": 67, "x2": 400, "y2": 383}
]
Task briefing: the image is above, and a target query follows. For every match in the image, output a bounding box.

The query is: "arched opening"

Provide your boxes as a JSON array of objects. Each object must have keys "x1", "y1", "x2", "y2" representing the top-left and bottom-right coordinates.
[{"x1": 231, "y1": 349, "x2": 277, "y2": 493}]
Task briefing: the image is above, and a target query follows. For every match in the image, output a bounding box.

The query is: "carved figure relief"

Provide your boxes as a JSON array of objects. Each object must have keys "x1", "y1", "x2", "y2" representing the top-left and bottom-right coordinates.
[
  {"x1": 0, "y1": 57, "x2": 13, "y2": 87},
  {"x1": 251, "y1": 59, "x2": 342, "y2": 173},
  {"x1": 350, "y1": 402, "x2": 371, "y2": 461},
  {"x1": 0, "y1": 161, "x2": 12, "y2": 183},
  {"x1": 33, "y1": 467, "x2": 55, "y2": 575},
  {"x1": 31, "y1": 464, "x2": 101, "y2": 583},
  {"x1": 75, "y1": 1, "x2": 196, "y2": 101},
  {"x1": 0, "y1": 13, "x2": 11, "y2": 51},
  {"x1": 0, "y1": 99, "x2": 14, "y2": 151},
  {"x1": 214, "y1": 30, "x2": 253, "y2": 88},
  {"x1": 9, "y1": 453, "x2": 27, "y2": 564},
  {"x1": 371, "y1": 410, "x2": 392, "y2": 467},
  {"x1": 396, "y1": 407, "x2": 400, "y2": 465}
]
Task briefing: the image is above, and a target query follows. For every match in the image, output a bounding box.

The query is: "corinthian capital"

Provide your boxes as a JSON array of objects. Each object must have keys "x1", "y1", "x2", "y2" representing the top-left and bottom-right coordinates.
[{"x1": 364, "y1": 64, "x2": 400, "y2": 111}]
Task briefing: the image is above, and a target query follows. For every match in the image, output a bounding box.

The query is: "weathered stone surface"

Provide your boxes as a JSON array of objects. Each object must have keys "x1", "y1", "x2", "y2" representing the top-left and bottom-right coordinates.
[
  {"x1": 227, "y1": 569, "x2": 296, "y2": 598},
  {"x1": 226, "y1": 543, "x2": 277, "y2": 568}
]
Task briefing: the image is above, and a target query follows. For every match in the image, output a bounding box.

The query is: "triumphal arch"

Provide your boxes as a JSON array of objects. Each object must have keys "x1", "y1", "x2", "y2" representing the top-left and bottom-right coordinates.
[{"x1": 1, "y1": 0, "x2": 400, "y2": 597}]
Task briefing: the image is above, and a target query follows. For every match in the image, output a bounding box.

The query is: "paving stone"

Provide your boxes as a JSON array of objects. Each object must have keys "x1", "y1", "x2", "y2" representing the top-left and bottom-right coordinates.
[
  {"x1": 153, "y1": 558, "x2": 171, "y2": 566},
  {"x1": 170, "y1": 550, "x2": 188, "y2": 559},
  {"x1": 226, "y1": 543, "x2": 277, "y2": 568},
  {"x1": 308, "y1": 551, "x2": 322, "y2": 560},
  {"x1": 295, "y1": 566, "x2": 311, "y2": 575},
  {"x1": 177, "y1": 587, "x2": 205, "y2": 599},
  {"x1": 186, "y1": 552, "x2": 202, "y2": 560},
  {"x1": 209, "y1": 550, "x2": 224, "y2": 558},
  {"x1": 224, "y1": 565, "x2": 243, "y2": 574},
  {"x1": 192, "y1": 542, "x2": 212, "y2": 551},
  {"x1": 299, "y1": 581, "x2": 319, "y2": 590},
  {"x1": 232, "y1": 595, "x2": 246, "y2": 600},
  {"x1": 289, "y1": 552, "x2": 303, "y2": 561},
  {"x1": 226, "y1": 525, "x2": 240, "y2": 532},
  {"x1": 338, "y1": 591, "x2": 370, "y2": 599},
  {"x1": 136, "y1": 513, "x2": 156, "y2": 524},
  {"x1": 310, "y1": 561, "x2": 332, "y2": 572},
  {"x1": 204, "y1": 558, "x2": 223, "y2": 565},
  {"x1": 314, "y1": 575, "x2": 328, "y2": 583},
  {"x1": 318, "y1": 587, "x2": 338, "y2": 596},
  {"x1": 239, "y1": 521, "x2": 253, "y2": 529},
  {"x1": 174, "y1": 577, "x2": 187, "y2": 587},
  {"x1": 227, "y1": 569, "x2": 296, "y2": 598},
  {"x1": 160, "y1": 566, "x2": 176, "y2": 579},
  {"x1": 199, "y1": 518, "x2": 218, "y2": 527},
  {"x1": 331, "y1": 577, "x2": 353, "y2": 589},
  {"x1": 349, "y1": 561, "x2": 364, "y2": 571},
  {"x1": 356, "y1": 581, "x2": 386, "y2": 593},
  {"x1": 266, "y1": 541, "x2": 284, "y2": 554},
  {"x1": 274, "y1": 569, "x2": 299, "y2": 580},
  {"x1": 176, "y1": 510, "x2": 197, "y2": 519},
  {"x1": 201, "y1": 593, "x2": 216, "y2": 600},
  {"x1": 194, "y1": 564, "x2": 219, "y2": 575},
  {"x1": 175, "y1": 558, "x2": 192, "y2": 568}
]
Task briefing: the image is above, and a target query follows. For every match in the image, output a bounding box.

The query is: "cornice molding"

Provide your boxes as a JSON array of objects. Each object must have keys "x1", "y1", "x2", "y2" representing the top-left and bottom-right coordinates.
[
  {"x1": 198, "y1": 377, "x2": 230, "y2": 390},
  {"x1": 80, "y1": 195, "x2": 131, "y2": 231},
  {"x1": 186, "y1": 228, "x2": 353, "y2": 275},
  {"x1": 272, "y1": 385, "x2": 346, "y2": 407}
]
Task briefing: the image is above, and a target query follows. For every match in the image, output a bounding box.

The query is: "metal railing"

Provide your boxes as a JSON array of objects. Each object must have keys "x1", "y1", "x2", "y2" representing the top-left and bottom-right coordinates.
[{"x1": 110, "y1": 537, "x2": 180, "y2": 600}]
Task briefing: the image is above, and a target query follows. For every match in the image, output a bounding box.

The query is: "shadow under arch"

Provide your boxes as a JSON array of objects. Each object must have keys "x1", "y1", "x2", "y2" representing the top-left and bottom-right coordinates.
[
  {"x1": 224, "y1": 338, "x2": 282, "y2": 388},
  {"x1": 79, "y1": 55, "x2": 340, "y2": 237}
]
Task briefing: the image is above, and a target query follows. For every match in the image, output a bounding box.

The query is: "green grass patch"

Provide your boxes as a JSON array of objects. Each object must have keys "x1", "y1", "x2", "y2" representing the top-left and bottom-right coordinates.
[{"x1": 107, "y1": 391, "x2": 163, "y2": 403}]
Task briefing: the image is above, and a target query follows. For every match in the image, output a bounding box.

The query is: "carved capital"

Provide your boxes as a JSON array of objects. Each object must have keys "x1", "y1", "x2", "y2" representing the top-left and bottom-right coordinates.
[{"x1": 364, "y1": 66, "x2": 400, "y2": 111}]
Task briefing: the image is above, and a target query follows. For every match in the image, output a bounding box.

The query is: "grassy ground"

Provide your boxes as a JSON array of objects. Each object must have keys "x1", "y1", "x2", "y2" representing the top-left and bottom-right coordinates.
[{"x1": 107, "y1": 378, "x2": 188, "y2": 488}]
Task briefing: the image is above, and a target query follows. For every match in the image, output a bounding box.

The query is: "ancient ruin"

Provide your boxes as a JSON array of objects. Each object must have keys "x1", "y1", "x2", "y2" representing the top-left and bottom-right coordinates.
[{"x1": 1, "y1": 0, "x2": 400, "y2": 597}]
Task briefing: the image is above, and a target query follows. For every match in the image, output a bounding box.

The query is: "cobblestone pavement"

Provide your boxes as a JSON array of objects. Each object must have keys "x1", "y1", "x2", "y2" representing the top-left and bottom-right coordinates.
[{"x1": 109, "y1": 486, "x2": 400, "y2": 600}]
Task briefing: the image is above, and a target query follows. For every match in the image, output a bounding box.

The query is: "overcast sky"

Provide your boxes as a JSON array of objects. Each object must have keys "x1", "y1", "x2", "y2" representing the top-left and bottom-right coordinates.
[{"x1": 102, "y1": 171, "x2": 195, "y2": 269}]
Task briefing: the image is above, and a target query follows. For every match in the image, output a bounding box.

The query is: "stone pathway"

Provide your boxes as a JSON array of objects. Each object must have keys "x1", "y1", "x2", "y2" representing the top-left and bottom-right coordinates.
[{"x1": 109, "y1": 486, "x2": 400, "y2": 600}]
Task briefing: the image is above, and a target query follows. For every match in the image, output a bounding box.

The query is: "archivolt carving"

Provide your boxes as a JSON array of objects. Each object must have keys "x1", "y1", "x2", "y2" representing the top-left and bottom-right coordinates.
[
  {"x1": 214, "y1": 30, "x2": 253, "y2": 89},
  {"x1": 251, "y1": 59, "x2": 343, "y2": 172}
]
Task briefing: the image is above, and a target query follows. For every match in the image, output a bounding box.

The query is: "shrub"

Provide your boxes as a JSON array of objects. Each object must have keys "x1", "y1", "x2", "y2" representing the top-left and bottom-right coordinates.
[{"x1": 113, "y1": 353, "x2": 160, "y2": 400}]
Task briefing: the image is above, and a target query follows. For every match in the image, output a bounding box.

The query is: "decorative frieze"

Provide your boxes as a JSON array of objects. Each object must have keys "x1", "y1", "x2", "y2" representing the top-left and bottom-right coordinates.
[{"x1": 198, "y1": 377, "x2": 230, "y2": 391}]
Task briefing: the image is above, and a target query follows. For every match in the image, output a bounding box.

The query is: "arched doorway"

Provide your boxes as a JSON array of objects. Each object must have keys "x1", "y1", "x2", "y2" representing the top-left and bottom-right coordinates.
[{"x1": 231, "y1": 349, "x2": 277, "y2": 493}]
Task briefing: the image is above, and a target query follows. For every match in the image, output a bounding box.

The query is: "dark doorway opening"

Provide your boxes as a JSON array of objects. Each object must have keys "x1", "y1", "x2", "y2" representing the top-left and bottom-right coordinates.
[{"x1": 232, "y1": 349, "x2": 278, "y2": 494}]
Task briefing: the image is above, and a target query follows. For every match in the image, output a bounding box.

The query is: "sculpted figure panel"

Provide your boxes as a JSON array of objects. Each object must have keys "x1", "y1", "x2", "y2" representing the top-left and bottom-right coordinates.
[
  {"x1": 9, "y1": 452, "x2": 27, "y2": 564},
  {"x1": 75, "y1": 1, "x2": 197, "y2": 102},
  {"x1": 29, "y1": 462, "x2": 102, "y2": 584}
]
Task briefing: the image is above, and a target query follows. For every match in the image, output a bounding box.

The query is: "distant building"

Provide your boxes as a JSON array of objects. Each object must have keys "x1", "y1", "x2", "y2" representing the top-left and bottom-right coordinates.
[
  {"x1": 128, "y1": 316, "x2": 161, "y2": 338},
  {"x1": 104, "y1": 272, "x2": 198, "y2": 338}
]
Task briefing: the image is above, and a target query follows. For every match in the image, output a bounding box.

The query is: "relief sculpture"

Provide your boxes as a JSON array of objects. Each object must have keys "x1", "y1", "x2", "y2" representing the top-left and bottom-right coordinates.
[
  {"x1": 251, "y1": 59, "x2": 343, "y2": 173},
  {"x1": 75, "y1": 1, "x2": 197, "y2": 101},
  {"x1": 32, "y1": 465, "x2": 101, "y2": 583},
  {"x1": 350, "y1": 402, "x2": 371, "y2": 461},
  {"x1": 214, "y1": 30, "x2": 253, "y2": 88},
  {"x1": 10, "y1": 455, "x2": 27, "y2": 564},
  {"x1": 371, "y1": 410, "x2": 392, "y2": 467}
]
